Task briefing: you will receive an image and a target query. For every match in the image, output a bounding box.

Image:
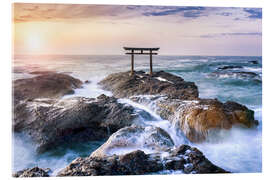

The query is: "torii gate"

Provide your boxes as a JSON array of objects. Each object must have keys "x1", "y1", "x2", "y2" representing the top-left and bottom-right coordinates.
[{"x1": 123, "y1": 47, "x2": 160, "y2": 76}]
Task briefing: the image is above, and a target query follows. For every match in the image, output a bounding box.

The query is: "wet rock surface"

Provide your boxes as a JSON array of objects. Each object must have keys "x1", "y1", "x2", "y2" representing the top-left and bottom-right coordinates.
[
  {"x1": 91, "y1": 125, "x2": 175, "y2": 157},
  {"x1": 13, "y1": 94, "x2": 137, "y2": 153},
  {"x1": 99, "y1": 70, "x2": 199, "y2": 100},
  {"x1": 57, "y1": 144, "x2": 228, "y2": 176},
  {"x1": 13, "y1": 167, "x2": 51, "y2": 178},
  {"x1": 12, "y1": 71, "x2": 257, "y2": 175},
  {"x1": 28, "y1": 70, "x2": 57, "y2": 75},
  {"x1": 131, "y1": 95, "x2": 258, "y2": 142},
  {"x1": 249, "y1": 60, "x2": 259, "y2": 64},
  {"x1": 217, "y1": 65, "x2": 243, "y2": 70},
  {"x1": 13, "y1": 73, "x2": 83, "y2": 103}
]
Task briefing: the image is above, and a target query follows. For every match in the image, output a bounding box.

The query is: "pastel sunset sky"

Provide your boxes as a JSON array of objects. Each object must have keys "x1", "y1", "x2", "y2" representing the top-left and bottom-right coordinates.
[{"x1": 13, "y1": 3, "x2": 262, "y2": 56}]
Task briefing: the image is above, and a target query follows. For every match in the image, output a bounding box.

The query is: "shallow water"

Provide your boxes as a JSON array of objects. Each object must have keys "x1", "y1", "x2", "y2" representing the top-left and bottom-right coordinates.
[{"x1": 12, "y1": 55, "x2": 262, "y2": 174}]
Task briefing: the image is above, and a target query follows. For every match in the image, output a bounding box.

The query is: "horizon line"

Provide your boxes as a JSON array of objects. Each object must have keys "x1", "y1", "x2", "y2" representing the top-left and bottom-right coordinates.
[{"x1": 13, "y1": 53, "x2": 262, "y2": 57}]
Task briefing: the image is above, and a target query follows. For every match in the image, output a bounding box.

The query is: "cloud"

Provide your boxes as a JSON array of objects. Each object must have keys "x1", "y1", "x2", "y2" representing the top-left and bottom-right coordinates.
[
  {"x1": 183, "y1": 10, "x2": 207, "y2": 18},
  {"x1": 44, "y1": 8, "x2": 55, "y2": 12},
  {"x1": 23, "y1": 5, "x2": 39, "y2": 11},
  {"x1": 13, "y1": 3, "x2": 262, "y2": 24},
  {"x1": 142, "y1": 6, "x2": 206, "y2": 18},
  {"x1": 14, "y1": 18, "x2": 27, "y2": 23},
  {"x1": 13, "y1": 3, "x2": 130, "y2": 23},
  {"x1": 217, "y1": 12, "x2": 232, "y2": 17},
  {"x1": 19, "y1": 15, "x2": 33, "y2": 19},
  {"x1": 200, "y1": 32, "x2": 262, "y2": 38},
  {"x1": 234, "y1": 17, "x2": 241, "y2": 21},
  {"x1": 243, "y1": 8, "x2": 262, "y2": 19},
  {"x1": 13, "y1": 4, "x2": 209, "y2": 23}
]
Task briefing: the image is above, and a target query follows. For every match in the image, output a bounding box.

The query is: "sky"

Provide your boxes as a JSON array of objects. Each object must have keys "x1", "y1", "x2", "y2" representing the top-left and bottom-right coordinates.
[{"x1": 13, "y1": 3, "x2": 262, "y2": 56}]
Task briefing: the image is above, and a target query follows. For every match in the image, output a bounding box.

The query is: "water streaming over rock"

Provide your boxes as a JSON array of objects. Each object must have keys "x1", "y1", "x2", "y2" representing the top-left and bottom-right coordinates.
[{"x1": 12, "y1": 55, "x2": 262, "y2": 174}]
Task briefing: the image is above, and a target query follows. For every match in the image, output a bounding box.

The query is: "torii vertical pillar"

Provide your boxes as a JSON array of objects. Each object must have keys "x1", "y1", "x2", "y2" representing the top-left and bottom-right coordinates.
[
  {"x1": 150, "y1": 50, "x2": 153, "y2": 76},
  {"x1": 131, "y1": 49, "x2": 134, "y2": 75}
]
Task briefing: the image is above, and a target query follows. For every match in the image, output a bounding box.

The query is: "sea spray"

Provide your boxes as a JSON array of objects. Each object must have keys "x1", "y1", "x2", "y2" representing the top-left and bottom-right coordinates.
[
  {"x1": 118, "y1": 95, "x2": 262, "y2": 172},
  {"x1": 62, "y1": 76, "x2": 112, "y2": 99},
  {"x1": 13, "y1": 133, "x2": 105, "y2": 176},
  {"x1": 13, "y1": 55, "x2": 262, "y2": 174},
  {"x1": 118, "y1": 98, "x2": 188, "y2": 146}
]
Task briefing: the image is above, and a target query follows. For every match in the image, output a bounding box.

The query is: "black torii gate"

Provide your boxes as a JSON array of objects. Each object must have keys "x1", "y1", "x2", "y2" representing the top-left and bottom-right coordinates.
[{"x1": 123, "y1": 47, "x2": 160, "y2": 76}]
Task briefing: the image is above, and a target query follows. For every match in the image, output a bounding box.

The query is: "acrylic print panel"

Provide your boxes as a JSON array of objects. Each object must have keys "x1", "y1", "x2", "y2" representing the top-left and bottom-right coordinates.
[{"x1": 12, "y1": 2, "x2": 262, "y2": 177}]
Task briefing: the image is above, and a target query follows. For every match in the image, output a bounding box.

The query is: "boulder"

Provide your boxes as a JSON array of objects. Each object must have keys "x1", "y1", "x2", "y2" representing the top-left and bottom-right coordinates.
[
  {"x1": 13, "y1": 73, "x2": 83, "y2": 103},
  {"x1": 99, "y1": 71, "x2": 198, "y2": 100},
  {"x1": 90, "y1": 125, "x2": 174, "y2": 157},
  {"x1": 28, "y1": 70, "x2": 57, "y2": 75},
  {"x1": 249, "y1": 60, "x2": 259, "y2": 64},
  {"x1": 57, "y1": 144, "x2": 228, "y2": 176},
  {"x1": 217, "y1": 65, "x2": 243, "y2": 70},
  {"x1": 131, "y1": 96, "x2": 258, "y2": 142},
  {"x1": 13, "y1": 94, "x2": 137, "y2": 153},
  {"x1": 12, "y1": 167, "x2": 51, "y2": 177}
]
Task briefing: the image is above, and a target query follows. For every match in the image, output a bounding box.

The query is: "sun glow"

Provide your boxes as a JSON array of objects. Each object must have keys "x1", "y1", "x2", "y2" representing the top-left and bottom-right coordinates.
[
  {"x1": 26, "y1": 33, "x2": 43, "y2": 52},
  {"x1": 14, "y1": 22, "x2": 50, "y2": 54}
]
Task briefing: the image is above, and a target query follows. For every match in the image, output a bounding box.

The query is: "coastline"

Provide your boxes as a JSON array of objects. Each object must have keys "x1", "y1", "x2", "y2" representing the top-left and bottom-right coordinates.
[{"x1": 11, "y1": 55, "x2": 262, "y2": 176}]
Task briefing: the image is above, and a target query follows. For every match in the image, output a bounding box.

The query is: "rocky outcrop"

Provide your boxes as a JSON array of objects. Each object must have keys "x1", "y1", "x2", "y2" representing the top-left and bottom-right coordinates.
[
  {"x1": 57, "y1": 145, "x2": 228, "y2": 176},
  {"x1": 13, "y1": 73, "x2": 83, "y2": 103},
  {"x1": 28, "y1": 70, "x2": 57, "y2": 75},
  {"x1": 13, "y1": 94, "x2": 137, "y2": 153},
  {"x1": 249, "y1": 60, "x2": 259, "y2": 64},
  {"x1": 131, "y1": 95, "x2": 258, "y2": 142},
  {"x1": 91, "y1": 125, "x2": 174, "y2": 157},
  {"x1": 99, "y1": 71, "x2": 198, "y2": 100},
  {"x1": 12, "y1": 70, "x2": 257, "y2": 175},
  {"x1": 217, "y1": 65, "x2": 243, "y2": 70},
  {"x1": 13, "y1": 167, "x2": 51, "y2": 177},
  {"x1": 99, "y1": 71, "x2": 258, "y2": 142}
]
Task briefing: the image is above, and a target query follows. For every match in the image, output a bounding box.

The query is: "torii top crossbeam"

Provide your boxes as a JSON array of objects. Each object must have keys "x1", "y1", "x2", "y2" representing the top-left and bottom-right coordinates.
[{"x1": 123, "y1": 47, "x2": 160, "y2": 76}]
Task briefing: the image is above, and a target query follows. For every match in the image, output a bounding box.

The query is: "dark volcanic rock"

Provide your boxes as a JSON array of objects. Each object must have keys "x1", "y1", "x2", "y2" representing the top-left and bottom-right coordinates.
[
  {"x1": 91, "y1": 125, "x2": 174, "y2": 157},
  {"x1": 235, "y1": 71, "x2": 258, "y2": 78},
  {"x1": 57, "y1": 150, "x2": 162, "y2": 176},
  {"x1": 13, "y1": 95, "x2": 137, "y2": 153},
  {"x1": 13, "y1": 73, "x2": 83, "y2": 103},
  {"x1": 217, "y1": 65, "x2": 243, "y2": 70},
  {"x1": 131, "y1": 95, "x2": 257, "y2": 142},
  {"x1": 28, "y1": 70, "x2": 57, "y2": 75},
  {"x1": 57, "y1": 145, "x2": 228, "y2": 176},
  {"x1": 249, "y1": 60, "x2": 259, "y2": 64},
  {"x1": 13, "y1": 167, "x2": 51, "y2": 177},
  {"x1": 99, "y1": 71, "x2": 199, "y2": 100}
]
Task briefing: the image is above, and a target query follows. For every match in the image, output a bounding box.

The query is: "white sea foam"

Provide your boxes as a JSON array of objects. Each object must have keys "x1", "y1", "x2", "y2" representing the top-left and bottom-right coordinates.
[
  {"x1": 12, "y1": 55, "x2": 262, "y2": 174},
  {"x1": 12, "y1": 133, "x2": 72, "y2": 176},
  {"x1": 107, "y1": 147, "x2": 155, "y2": 156},
  {"x1": 194, "y1": 126, "x2": 262, "y2": 172},
  {"x1": 12, "y1": 133, "x2": 105, "y2": 176},
  {"x1": 118, "y1": 98, "x2": 162, "y2": 120},
  {"x1": 120, "y1": 96, "x2": 262, "y2": 173},
  {"x1": 118, "y1": 98, "x2": 188, "y2": 147},
  {"x1": 62, "y1": 76, "x2": 112, "y2": 99},
  {"x1": 243, "y1": 67, "x2": 262, "y2": 73},
  {"x1": 155, "y1": 77, "x2": 174, "y2": 84}
]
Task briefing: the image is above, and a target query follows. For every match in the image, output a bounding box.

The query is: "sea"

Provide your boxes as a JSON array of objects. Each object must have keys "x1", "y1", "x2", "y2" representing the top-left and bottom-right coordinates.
[{"x1": 12, "y1": 55, "x2": 262, "y2": 175}]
